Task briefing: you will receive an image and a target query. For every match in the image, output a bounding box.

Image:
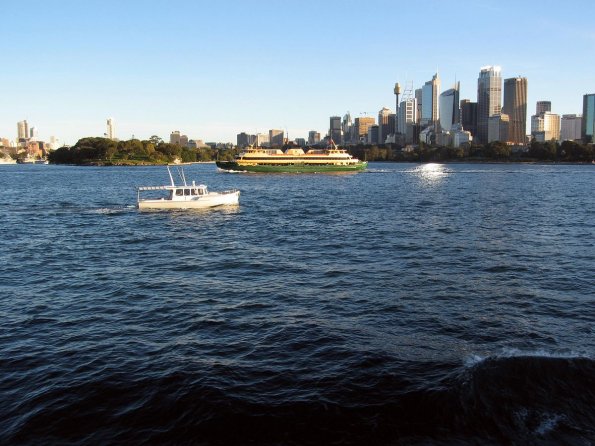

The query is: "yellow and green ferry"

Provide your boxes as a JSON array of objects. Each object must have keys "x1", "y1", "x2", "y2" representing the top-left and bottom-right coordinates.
[{"x1": 216, "y1": 143, "x2": 367, "y2": 173}]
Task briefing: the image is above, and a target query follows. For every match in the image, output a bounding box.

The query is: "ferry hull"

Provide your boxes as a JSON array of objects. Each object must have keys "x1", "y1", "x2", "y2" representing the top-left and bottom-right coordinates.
[{"x1": 216, "y1": 161, "x2": 367, "y2": 173}]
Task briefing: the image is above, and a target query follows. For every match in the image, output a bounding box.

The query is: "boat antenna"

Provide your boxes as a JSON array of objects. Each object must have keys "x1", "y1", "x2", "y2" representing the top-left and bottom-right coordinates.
[
  {"x1": 167, "y1": 165, "x2": 175, "y2": 186},
  {"x1": 177, "y1": 166, "x2": 187, "y2": 186}
]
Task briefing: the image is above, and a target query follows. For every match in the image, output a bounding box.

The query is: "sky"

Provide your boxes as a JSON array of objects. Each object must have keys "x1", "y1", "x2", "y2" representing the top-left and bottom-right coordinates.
[{"x1": 1, "y1": 0, "x2": 594, "y2": 145}]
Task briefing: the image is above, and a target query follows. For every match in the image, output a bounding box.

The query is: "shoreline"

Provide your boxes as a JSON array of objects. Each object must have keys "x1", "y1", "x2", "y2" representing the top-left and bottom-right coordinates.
[{"x1": 43, "y1": 159, "x2": 594, "y2": 167}]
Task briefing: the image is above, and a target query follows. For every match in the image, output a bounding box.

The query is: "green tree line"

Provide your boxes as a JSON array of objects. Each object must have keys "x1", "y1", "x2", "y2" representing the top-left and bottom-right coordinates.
[
  {"x1": 49, "y1": 137, "x2": 238, "y2": 165},
  {"x1": 49, "y1": 137, "x2": 593, "y2": 165},
  {"x1": 348, "y1": 140, "x2": 594, "y2": 163}
]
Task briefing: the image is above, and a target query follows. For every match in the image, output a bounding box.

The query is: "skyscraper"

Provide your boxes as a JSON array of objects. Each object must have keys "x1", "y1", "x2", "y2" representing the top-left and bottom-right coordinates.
[
  {"x1": 398, "y1": 98, "x2": 417, "y2": 133},
  {"x1": 582, "y1": 94, "x2": 595, "y2": 143},
  {"x1": 477, "y1": 66, "x2": 502, "y2": 144},
  {"x1": 17, "y1": 120, "x2": 29, "y2": 140},
  {"x1": 354, "y1": 117, "x2": 375, "y2": 143},
  {"x1": 107, "y1": 118, "x2": 115, "y2": 140},
  {"x1": 502, "y1": 77, "x2": 528, "y2": 145},
  {"x1": 460, "y1": 100, "x2": 478, "y2": 139},
  {"x1": 308, "y1": 131, "x2": 321, "y2": 145},
  {"x1": 560, "y1": 114, "x2": 582, "y2": 141},
  {"x1": 377, "y1": 107, "x2": 393, "y2": 144},
  {"x1": 342, "y1": 113, "x2": 352, "y2": 144},
  {"x1": 398, "y1": 98, "x2": 417, "y2": 144},
  {"x1": 368, "y1": 125, "x2": 380, "y2": 145},
  {"x1": 536, "y1": 101, "x2": 551, "y2": 115},
  {"x1": 269, "y1": 129, "x2": 284, "y2": 147},
  {"x1": 330, "y1": 116, "x2": 342, "y2": 144},
  {"x1": 170, "y1": 130, "x2": 181, "y2": 145},
  {"x1": 237, "y1": 132, "x2": 256, "y2": 147},
  {"x1": 421, "y1": 73, "x2": 440, "y2": 127},
  {"x1": 415, "y1": 88, "x2": 423, "y2": 123},
  {"x1": 439, "y1": 82, "x2": 460, "y2": 131}
]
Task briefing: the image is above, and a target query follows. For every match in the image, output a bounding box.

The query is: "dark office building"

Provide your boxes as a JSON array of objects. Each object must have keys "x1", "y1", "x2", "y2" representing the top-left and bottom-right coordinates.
[
  {"x1": 460, "y1": 100, "x2": 478, "y2": 139},
  {"x1": 330, "y1": 116, "x2": 342, "y2": 144}
]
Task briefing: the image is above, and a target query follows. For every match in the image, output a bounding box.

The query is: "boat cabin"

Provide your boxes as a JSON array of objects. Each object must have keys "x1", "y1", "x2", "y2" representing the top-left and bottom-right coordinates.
[
  {"x1": 169, "y1": 184, "x2": 208, "y2": 200},
  {"x1": 137, "y1": 181, "x2": 209, "y2": 202}
]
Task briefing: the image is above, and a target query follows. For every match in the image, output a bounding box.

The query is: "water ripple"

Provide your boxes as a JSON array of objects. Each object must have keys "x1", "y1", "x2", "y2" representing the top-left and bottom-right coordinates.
[{"x1": 1, "y1": 163, "x2": 594, "y2": 444}]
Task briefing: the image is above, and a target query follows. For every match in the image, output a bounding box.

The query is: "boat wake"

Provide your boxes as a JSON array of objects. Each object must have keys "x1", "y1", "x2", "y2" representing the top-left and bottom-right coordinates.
[{"x1": 88, "y1": 205, "x2": 135, "y2": 215}]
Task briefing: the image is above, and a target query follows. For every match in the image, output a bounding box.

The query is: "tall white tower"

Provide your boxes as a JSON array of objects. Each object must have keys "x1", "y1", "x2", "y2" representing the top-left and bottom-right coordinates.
[
  {"x1": 477, "y1": 66, "x2": 502, "y2": 144},
  {"x1": 17, "y1": 120, "x2": 29, "y2": 140},
  {"x1": 106, "y1": 118, "x2": 115, "y2": 140}
]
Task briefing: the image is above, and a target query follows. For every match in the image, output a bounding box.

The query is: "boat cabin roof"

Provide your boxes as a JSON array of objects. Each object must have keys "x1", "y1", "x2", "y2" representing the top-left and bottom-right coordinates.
[{"x1": 138, "y1": 184, "x2": 207, "y2": 191}]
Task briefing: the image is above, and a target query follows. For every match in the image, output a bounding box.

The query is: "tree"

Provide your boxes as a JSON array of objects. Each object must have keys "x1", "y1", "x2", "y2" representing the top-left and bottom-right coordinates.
[
  {"x1": 149, "y1": 135, "x2": 163, "y2": 146},
  {"x1": 528, "y1": 140, "x2": 547, "y2": 160},
  {"x1": 156, "y1": 143, "x2": 182, "y2": 158},
  {"x1": 561, "y1": 140, "x2": 592, "y2": 161},
  {"x1": 545, "y1": 140, "x2": 558, "y2": 160},
  {"x1": 485, "y1": 141, "x2": 511, "y2": 159}
]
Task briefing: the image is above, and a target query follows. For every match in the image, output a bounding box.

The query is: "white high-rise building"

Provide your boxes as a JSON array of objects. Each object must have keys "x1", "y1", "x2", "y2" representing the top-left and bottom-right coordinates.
[
  {"x1": 49, "y1": 136, "x2": 60, "y2": 150},
  {"x1": 560, "y1": 114, "x2": 582, "y2": 141},
  {"x1": 106, "y1": 118, "x2": 115, "y2": 140},
  {"x1": 421, "y1": 73, "x2": 440, "y2": 127},
  {"x1": 477, "y1": 66, "x2": 502, "y2": 144},
  {"x1": 256, "y1": 133, "x2": 270, "y2": 147},
  {"x1": 17, "y1": 120, "x2": 29, "y2": 140},
  {"x1": 398, "y1": 98, "x2": 417, "y2": 133},
  {"x1": 439, "y1": 82, "x2": 460, "y2": 132}
]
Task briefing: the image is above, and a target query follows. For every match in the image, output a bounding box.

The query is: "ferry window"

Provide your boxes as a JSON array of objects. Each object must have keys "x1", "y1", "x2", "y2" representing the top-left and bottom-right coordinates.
[
  {"x1": 198, "y1": 189, "x2": 204, "y2": 195},
  {"x1": 184, "y1": 189, "x2": 190, "y2": 196},
  {"x1": 191, "y1": 189, "x2": 197, "y2": 195},
  {"x1": 175, "y1": 189, "x2": 183, "y2": 196}
]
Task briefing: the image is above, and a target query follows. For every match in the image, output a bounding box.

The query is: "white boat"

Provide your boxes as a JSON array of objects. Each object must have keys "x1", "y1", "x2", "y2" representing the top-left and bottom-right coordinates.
[
  {"x1": 137, "y1": 165, "x2": 240, "y2": 210},
  {"x1": 16, "y1": 156, "x2": 48, "y2": 164}
]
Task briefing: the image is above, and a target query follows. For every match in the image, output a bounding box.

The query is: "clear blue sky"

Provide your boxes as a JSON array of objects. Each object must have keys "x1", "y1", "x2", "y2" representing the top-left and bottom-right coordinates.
[{"x1": 1, "y1": 0, "x2": 593, "y2": 144}]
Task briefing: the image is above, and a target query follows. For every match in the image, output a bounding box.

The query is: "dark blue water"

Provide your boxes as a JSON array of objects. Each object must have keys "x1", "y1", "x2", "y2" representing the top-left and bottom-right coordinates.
[{"x1": 1, "y1": 162, "x2": 594, "y2": 445}]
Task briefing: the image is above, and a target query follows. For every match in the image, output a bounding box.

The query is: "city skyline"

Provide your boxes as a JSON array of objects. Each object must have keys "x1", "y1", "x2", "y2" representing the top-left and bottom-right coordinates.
[{"x1": 1, "y1": 0, "x2": 594, "y2": 144}]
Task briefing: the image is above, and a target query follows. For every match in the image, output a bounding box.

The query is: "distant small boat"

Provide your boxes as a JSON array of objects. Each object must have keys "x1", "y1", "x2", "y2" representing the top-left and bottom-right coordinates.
[
  {"x1": 137, "y1": 165, "x2": 240, "y2": 210},
  {"x1": 16, "y1": 156, "x2": 48, "y2": 164}
]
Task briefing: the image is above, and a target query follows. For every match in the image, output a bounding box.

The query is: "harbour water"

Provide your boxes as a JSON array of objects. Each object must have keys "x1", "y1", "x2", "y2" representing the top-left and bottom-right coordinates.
[{"x1": 1, "y1": 163, "x2": 594, "y2": 444}]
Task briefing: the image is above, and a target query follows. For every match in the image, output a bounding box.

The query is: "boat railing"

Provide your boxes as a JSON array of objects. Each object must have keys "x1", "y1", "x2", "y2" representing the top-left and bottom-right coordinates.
[{"x1": 138, "y1": 185, "x2": 174, "y2": 191}]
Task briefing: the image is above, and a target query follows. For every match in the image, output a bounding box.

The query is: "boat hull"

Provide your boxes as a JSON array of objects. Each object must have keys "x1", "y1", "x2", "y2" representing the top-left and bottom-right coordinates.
[
  {"x1": 138, "y1": 190, "x2": 240, "y2": 210},
  {"x1": 216, "y1": 161, "x2": 367, "y2": 173}
]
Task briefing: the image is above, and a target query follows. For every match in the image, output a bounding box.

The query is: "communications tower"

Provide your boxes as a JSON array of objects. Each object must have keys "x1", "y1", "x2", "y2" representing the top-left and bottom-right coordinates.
[{"x1": 394, "y1": 83, "x2": 401, "y2": 133}]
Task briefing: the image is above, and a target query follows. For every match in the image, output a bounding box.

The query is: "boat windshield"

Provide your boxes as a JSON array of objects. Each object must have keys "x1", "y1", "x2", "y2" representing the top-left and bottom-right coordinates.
[{"x1": 174, "y1": 187, "x2": 205, "y2": 196}]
